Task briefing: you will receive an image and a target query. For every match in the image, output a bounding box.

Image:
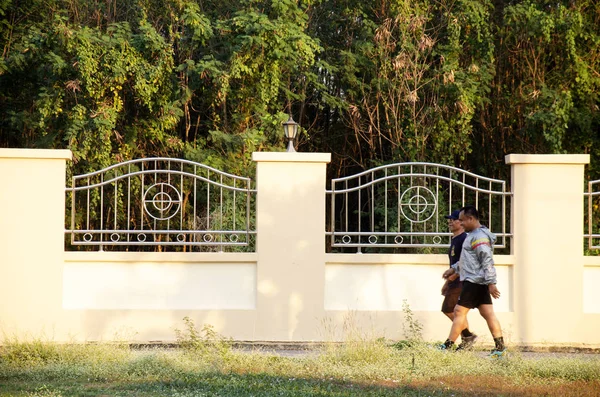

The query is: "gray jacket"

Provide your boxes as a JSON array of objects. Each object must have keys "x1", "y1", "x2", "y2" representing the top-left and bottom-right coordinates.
[{"x1": 451, "y1": 227, "x2": 497, "y2": 285}]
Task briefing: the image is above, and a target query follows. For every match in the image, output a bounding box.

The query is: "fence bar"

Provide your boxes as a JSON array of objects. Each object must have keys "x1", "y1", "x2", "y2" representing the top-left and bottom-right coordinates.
[{"x1": 127, "y1": 165, "x2": 131, "y2": 243}]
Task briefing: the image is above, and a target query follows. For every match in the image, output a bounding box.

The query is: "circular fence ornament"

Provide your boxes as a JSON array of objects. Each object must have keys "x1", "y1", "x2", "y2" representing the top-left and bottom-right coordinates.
[
  {"x1": 399, "y1": 186, "x2": 437, "y2": 223},
  {"x1": 368, "y1": 235, "x2": 378, "y2": 244},
  {"x1": 143, "y1": 183, "x2": 182, "y2": 221},
  {"x1": 433, "y1": 236, "x2": 442, "y2": 245},
  {"x1": 394, "y1": 235, "x2": 404, "y2": 244},
  {"x1": 137, "y1": 233, "x2": 147, "y2": 242},
  {"x1": 342, "y1": 235, "x2": 352, "y2": 244},
  {"x1": 110, "y1": 233, "x2": 120, "y2": 242}
]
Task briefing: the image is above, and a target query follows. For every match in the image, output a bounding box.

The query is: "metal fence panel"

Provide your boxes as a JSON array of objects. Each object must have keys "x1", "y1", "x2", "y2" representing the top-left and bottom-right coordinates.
[
  {"x1": 326, "y1": 163, "x2": 511, "y2": 252},
  {"x1": 65, "y1": 158, "x2": 256, "y2": 251},
  {"x1": 585, "y1": 180, "x2": 600, "y2": 250}
]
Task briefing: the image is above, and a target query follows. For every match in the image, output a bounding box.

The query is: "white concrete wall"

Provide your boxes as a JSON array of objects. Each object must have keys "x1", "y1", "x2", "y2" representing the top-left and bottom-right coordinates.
[
  {"x1": 57, "y1": 252, "x2": 258, "y2": 341},
  {"x1": 63, "y1": 253, "x2": 256, "y2": 310},
  {"x1": 322, "y1": 254, "x2": 514, "y2": 343},
  {"x1": 1, "y1": 149, "x2": 599, "y2": 347},
  {"x1": 252, "y1": 152, "x2": 330, "y2": 341},
  {"x1": 0, "y1": 149, "x2": 71, "y2": 338},
  {"x1": 324, "y1": 255, "x2": 512, "y2": 313},
  {"x1": 506, "y1": 154, "x2": 600, "y2": 346},
  {"x1": 583, "y1": 257, "x2": 600, "y2": 314}
]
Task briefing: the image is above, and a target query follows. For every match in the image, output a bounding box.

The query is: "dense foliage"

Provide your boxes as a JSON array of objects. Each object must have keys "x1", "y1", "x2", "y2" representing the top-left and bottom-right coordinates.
[{"x1": 1, "y1": 0, "x2": 599, "y2": 180}]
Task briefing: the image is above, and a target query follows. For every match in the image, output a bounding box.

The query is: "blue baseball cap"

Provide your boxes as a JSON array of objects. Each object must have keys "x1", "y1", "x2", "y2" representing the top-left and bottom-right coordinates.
[{"x1": 444, "y1": 210, "x2": 461, "y2": 220}]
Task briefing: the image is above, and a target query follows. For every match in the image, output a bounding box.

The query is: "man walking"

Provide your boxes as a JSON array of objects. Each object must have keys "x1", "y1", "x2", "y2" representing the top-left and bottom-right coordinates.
[
  {"x1": 441, "y1": 209, "x2": 477, "y2": 349},
  {"x1": 440, "y1": 206, "x2": 506, "y2": 357}
]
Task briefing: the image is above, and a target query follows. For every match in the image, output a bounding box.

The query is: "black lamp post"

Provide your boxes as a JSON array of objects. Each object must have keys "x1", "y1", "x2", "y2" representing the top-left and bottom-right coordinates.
[{"x1": 282, "y1": 115, "x2": 299, "y2": 152}]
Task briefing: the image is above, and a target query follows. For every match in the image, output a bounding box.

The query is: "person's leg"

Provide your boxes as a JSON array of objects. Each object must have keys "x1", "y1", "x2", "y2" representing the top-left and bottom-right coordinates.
[
  {"x1": 442, "y1": 288, "x2": 472, "y2": 334},
  {"x1": 440, "y1": 281, "x2": 477, "y2": 349},
  {"x1": 440, "y1": 305, "x2": 471, "y2": 349},
  {"x1": 441, "y1": 293, "x2": 456, "y2": 322},
  {"x1": 460, "y1": 316, "x2": 473, "y2": 338},
  {"x1": 440, "y1": 304, "x2": 469, "y2": 349},
  {"x1": 478, "y1": 304, "x2": 502, "y2": 338},
  {"x1": 449, "y1": 304, "x2": 470, "y2": 341},
  {"x1": 479, "y1": 303, "x2": 505, "y2": 353},
  {"x1": 444, "y1": 312, "x2": 477, "y2": 343}
]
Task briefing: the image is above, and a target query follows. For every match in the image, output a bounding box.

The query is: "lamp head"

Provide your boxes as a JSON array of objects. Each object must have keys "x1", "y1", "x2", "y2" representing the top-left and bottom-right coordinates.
[{"x1": 283, "y1": 115, "x2": 298, "y2": 152}]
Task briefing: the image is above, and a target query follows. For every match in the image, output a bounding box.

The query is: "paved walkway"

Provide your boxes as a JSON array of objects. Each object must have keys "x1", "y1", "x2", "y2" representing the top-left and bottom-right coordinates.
[
  {"x1": 134, "y1": 341, "x2": 600, "y2": 360},
  {"x1": 231, "y1": 344, "x2": 600, "y2": 360}
]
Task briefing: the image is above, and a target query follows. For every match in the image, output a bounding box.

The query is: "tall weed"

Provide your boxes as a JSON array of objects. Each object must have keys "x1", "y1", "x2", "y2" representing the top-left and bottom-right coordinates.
[{"x1": 174, "y1": 316, "x2": 233, "y2": 370}]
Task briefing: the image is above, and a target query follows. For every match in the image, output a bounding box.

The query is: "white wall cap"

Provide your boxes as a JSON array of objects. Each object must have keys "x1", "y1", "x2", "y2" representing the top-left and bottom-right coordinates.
[
  {"x1": 326, "y1": 253, "x2": 514, "y2": 266},
  {"x1": 584, "y1": 256, "x2": 600, "y2": 267},
  {"x1": 505, "y1": 154, "x2": 590, "y2": 165},
  {"x1": 0, "y1": 148, "x2": 72, "y2": 160},
  {"x1": 64, "y1": 251, "x2": 258, "y2": 263},
  {"x1": 252, "y1": 152, "x2": 331, "y2": 163}
]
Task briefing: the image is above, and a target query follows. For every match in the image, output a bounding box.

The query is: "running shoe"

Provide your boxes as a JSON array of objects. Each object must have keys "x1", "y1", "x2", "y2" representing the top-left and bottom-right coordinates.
[
  {"x1": 489, "y1": 348, "x2": 507, "y2": 359},
  {"x1": 437, "y1": 342, "x2": 453, "y2": 351},
  {"x1": 456, "y1": 334, "x2": 478, "y2": 351}
]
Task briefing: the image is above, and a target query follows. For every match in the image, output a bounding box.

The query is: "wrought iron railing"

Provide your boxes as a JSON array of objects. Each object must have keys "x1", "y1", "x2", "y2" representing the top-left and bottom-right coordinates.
[
  {"x1": 585, "y1": 179, "x2": 600, "y2": 250},
  {"x1": 65, "y1": 158, "x2": 256, "y2": 251},
  {"x1": 326, "y1": 163, "x2": 511, "y2": 252}
]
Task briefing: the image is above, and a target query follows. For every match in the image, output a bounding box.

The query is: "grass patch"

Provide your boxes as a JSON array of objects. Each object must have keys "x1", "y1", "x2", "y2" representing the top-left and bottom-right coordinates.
[
  {"x1": 1, "y1": 320, "x2": 599, "y2": 396},
  {"x1": 1, "y1": 340, "x2": 599, "y2": 396}
]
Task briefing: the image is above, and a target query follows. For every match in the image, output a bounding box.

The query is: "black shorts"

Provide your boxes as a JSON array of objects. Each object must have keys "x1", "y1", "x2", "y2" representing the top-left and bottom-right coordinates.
[
  {"x1": 441, "y1": 287, "x2": 461, "y2": 313},
  {"x1": 457, "y1": 280, "x2": 493, "y2": 309}
]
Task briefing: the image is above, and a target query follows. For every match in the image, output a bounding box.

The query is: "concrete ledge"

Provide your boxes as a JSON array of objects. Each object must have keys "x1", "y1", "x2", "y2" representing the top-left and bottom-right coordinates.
[
  {"x1": 584, "y1": 256, "x2": 600, "y2": 267},
  {"x1": 124, "y1": 341, "x2": 600, "y2": 353},
  {"x1": 252, "y1": 152, "x2": 331, "y2": 163},
  {"x1": 252, "y1": 342, "x2": 600, "y2": 353},
  {"x1": 64, "y1": 251, "x2": 258, "y2": 263},
  {"x1": 326, "y1": 253, "x2": 514, "y2": 266},
  {"x1": 0, "y1": 148, "x2": 72, "y2": 160},
  {"x1": 505, "y1": 154, "x2": 590, "y2": 165}
]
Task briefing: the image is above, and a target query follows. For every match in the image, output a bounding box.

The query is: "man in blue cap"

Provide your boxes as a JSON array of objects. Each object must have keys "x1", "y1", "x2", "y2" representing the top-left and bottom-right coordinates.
[{"x1": 441, "y1": 209, "x2": 477, "y2": 350}]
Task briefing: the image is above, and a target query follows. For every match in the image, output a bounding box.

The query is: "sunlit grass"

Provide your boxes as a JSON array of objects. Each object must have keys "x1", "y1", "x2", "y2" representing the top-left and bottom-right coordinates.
[
  {"x1": 2, "y1": 315, "x2": 600, "y2": 396},
  {"x1": 1, "y1": 336, "x2": 599, "y2": 396}
]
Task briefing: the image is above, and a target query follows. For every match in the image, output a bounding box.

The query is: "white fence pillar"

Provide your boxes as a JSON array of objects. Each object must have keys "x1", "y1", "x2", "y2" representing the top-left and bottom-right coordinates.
[
  {"x1": 252, "y1": 152, "x2": 331, "y2": 340},
  {"x1": 506, "y1": 154, "x2": 589, "y2": 345},
  {"x1": 0, "y1": 149, "x2": 72, "y2": 338}
]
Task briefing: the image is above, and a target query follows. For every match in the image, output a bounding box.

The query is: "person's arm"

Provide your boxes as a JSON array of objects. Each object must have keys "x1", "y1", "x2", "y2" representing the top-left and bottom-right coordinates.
[
  {"x1": 443, "y1": 258, "x2": 461, "y2": 279},
  {"x1": 488, "y1": 283, "x2": 501, "y2": 299},
  {"x1": 441, "y1": 279, "x2": 449, "y2": 295},
  {"x1": 447, "y1": 273, "x2": 459, "y2": 281},
  {"x1": 442, "y1": 267, "x2": 455, "y2": 279},
  {"x1": 473, "y1": 238, "x2": 500, "y2": 298},
  {"x1": 447, "y1": 267, "x2": 459, "y2": 281},
  {"x1": 472, "y1": 236, "x2": 497, "y2": 285}
]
